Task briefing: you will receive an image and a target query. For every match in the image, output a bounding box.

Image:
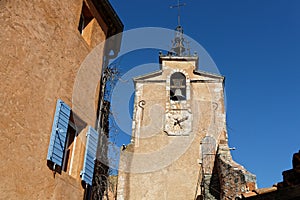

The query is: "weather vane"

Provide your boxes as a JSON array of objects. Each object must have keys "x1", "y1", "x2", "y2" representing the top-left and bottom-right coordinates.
[{"x1": 170, "y1": 0, "x2": 186, "y2": 26}]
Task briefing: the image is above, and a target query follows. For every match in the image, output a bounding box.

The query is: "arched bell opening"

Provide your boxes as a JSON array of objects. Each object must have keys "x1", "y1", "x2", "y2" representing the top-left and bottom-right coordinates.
[{"x1": 170, "y1": 72, "x2": 186, "y2": 101}]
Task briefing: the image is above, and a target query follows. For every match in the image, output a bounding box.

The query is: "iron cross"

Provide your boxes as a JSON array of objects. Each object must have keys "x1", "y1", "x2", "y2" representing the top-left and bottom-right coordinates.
[{"x1": 170, "y1": 0, "x2": 186, "y2": 26}]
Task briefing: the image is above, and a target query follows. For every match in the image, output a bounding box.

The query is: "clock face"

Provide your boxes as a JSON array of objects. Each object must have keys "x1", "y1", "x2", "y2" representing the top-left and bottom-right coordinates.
[{"x1": 164, "y1": 110, "x2": 192, "y2": 136}]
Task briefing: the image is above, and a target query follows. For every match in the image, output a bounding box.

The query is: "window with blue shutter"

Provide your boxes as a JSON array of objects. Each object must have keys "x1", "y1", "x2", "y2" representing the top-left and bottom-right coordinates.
[
  {"x1": 47, "y1": 99, "x2": 71, "y2": 170},
  {"x1": 81, "y1": 126, "x2": 99, "y2": 185}
]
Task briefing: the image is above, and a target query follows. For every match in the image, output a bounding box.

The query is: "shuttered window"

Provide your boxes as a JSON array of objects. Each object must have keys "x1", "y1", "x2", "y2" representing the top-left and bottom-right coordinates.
[
  {"x1": 81, "y1": 126, "x2": 99, "y2": 185},
  {"x1": 47, "y1": 99, "x2": 71, "y2": 168},
  {"x1": 81, "y1": 127, "x2": 98, "y2": 185}
]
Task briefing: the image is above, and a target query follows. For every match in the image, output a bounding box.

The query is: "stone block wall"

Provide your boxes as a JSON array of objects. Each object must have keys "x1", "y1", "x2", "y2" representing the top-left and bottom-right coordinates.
[{"x1": 216, "y1": 144, "x2": 256, "y2": 199}]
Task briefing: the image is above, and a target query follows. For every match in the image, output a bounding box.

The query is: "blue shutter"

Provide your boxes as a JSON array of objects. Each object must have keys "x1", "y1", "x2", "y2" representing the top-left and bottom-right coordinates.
[
  {"x1": 47, "y1": 99, "x2": 71, "y2": 167},
  {"x1": 81, "y1": 126, "x2": 99, "y2": 185}
]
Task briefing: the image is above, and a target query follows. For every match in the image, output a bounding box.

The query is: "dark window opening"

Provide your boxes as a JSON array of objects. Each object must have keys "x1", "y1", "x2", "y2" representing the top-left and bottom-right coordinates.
[
  {"x1": 62, "y1": 123, "x2": 77, "y2": 172},
  {"x1": 62, "y1": 111, "x2": 86, "y2": 173},
  {"x1": 78, "y1": 2, "x2": 94, "y2": 34},
  {"x1": 47, "y1": 100, "x2": 87, "y2": 176},
  {"x1": 170, "y1": 72, "x2": 186, "y2": 101}
]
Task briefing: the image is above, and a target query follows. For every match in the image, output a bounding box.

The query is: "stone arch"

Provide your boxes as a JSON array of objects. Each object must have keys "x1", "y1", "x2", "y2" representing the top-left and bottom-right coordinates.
[
  {"x1": 166, "y1": 69, "x2": 190, "y2": 102},
  {"x1": 170, "y1": 72, "x2": 186, "y2": 101}
]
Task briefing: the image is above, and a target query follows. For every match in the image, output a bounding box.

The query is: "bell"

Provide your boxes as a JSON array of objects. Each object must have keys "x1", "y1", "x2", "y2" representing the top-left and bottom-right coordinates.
[{"x1": 174, "y1": 89, "x2": 185, "y2": 98}]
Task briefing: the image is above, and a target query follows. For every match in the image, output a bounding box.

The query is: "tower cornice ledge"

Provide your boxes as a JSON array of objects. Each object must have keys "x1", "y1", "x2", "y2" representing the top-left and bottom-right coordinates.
[{"x1": 159, "y1": 55, "x2": 199, "y2": 65}]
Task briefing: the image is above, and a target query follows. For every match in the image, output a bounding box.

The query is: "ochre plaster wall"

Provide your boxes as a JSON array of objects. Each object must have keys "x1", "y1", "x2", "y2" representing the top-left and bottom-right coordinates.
[{"x1": 0, "y1": 0, "x2": 107, "y2": 199}]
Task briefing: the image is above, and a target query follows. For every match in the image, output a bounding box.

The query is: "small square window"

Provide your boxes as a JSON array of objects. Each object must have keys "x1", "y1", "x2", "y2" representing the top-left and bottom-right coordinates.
[{"x1": 78, "y1": 2, "x2": 94, "y2": 35}]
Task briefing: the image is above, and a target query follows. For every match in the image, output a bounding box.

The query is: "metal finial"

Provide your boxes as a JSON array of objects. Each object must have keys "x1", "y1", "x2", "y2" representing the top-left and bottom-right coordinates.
[
  {"x1": 169, "y1": 0, "x2": 189, "y2": 57},
  {"x1": 170, "y1": 0, "x2": 186, "y2": 26}
]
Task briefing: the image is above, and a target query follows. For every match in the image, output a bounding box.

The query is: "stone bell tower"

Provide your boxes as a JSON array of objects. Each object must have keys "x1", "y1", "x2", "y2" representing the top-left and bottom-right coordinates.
[{"x1": 116, "y1": 26, "x2": 256, "y2": 200}]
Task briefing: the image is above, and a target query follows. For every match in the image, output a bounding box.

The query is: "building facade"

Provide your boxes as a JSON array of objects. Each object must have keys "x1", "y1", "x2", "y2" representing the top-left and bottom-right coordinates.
[
  {"x1": 0, "y1": 0, "x2": 122, "y2": 199},
  {"x1": 117, "y1": 27, "x2": 256, "y2": 200}
]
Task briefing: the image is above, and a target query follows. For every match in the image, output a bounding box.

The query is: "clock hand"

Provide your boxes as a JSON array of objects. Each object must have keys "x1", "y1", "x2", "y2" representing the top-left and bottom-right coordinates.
[
  {"x1": 174, "y1": 117, "x2": 184, "y2": 129},
  {"x1": 174, "y1": 120, "x2": 182, "y2": 128},
  {"x1": 178, "y1": 123, "x2": 182, "y2": 129},
  {"x1": 178, "y1": 116, "x2": 188, "y2": 123},
  {"x1": 174, "y1": 118, "x2": 180, "y2": 126}
]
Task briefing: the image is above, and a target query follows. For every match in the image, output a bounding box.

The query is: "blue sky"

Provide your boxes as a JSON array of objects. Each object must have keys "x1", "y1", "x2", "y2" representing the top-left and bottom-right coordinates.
[{"x1": 108, "y1": 0, "x2": 300, "y2": 188}]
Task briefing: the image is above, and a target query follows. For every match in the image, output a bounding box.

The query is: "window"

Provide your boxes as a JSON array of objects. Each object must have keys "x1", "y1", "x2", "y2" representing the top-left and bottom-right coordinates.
[
  {"x1": 80, "y1": 126, "x2": 99, "y2": 185},
  {"x1": 170, "y1": 72, "x2": 186, "y2": 101},
  {"x1": 78, "y1": 2, "x2": 94, "y2": 35},
  {"x1": 78, "y1": 1, "x2": 95, "y2": 45},
  {"x1": 47, "y1": 100, "x2": 98, "y2": 186},
  {"x1": 62, "y1": 123, "x2": 77, "y2": 172},
  {"x1": 47, "y1": 99, "x2": 71, "y2": 172}
]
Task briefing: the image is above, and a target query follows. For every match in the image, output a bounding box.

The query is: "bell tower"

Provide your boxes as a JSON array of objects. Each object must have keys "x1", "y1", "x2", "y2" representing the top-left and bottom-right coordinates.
[{"x1": 116, "y1": 4, "x2": 256, "y2": 200}]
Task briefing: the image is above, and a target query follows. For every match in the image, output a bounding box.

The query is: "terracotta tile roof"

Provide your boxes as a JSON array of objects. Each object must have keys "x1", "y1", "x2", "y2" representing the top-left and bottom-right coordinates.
[{"x1": 241, "y1": 186, "x2": 278, "y2": 198}]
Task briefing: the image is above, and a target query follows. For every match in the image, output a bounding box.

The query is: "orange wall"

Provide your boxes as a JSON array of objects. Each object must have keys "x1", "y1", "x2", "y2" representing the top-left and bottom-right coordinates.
[{"x1": 0, "y1": 0, "x2": 109, "y2": 199}]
